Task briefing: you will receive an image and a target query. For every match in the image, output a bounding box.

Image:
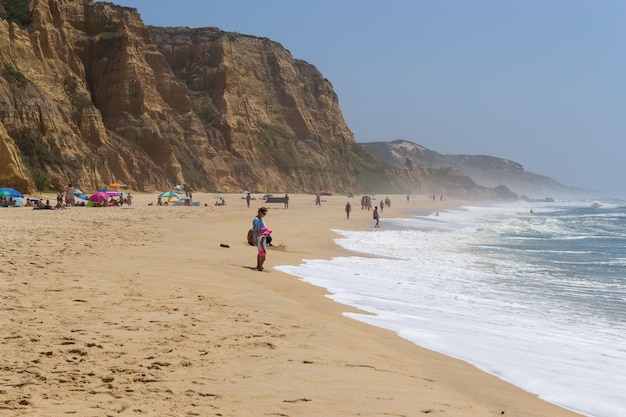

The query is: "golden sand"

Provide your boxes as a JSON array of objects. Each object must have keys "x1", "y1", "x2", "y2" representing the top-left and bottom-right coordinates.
[{"x1": 0, "y1": 193, "x2": 583, "y2": 416}]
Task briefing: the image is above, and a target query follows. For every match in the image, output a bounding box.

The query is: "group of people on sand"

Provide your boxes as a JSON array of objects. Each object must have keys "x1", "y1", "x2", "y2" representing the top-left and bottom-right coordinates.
[
  {"x1": 246, "y1": 193, "x2": 394, "y2": 272},
  {"x1": 0, "y1": 197, "x2": 19, "y2": 207}
]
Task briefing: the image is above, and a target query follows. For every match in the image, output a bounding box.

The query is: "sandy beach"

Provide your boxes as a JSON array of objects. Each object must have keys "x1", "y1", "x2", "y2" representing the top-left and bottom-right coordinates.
[{"x1": 0, "y1": 192, "x2": 584, "y2": 417}]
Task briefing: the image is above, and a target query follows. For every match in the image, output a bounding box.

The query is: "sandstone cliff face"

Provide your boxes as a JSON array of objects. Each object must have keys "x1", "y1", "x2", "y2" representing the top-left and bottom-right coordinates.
[
  {"x1": 149, "y1": 27, "x2": 357, "y2": 193},
  {"x1": 0, "y1": 0, "x2": 357, "y2": 194},
  {"x1": 0, "y1": 0, "x2": 517, "y2": 199},
  {"x1": 1, "y1": 0, "x2": 184, "y2": 192}
]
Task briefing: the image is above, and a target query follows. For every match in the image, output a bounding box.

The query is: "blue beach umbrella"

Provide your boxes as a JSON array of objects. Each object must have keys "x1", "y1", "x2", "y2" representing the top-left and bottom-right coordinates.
[
  {"x1": 159, "y1": 191, "x2": 179, "y2": 198},
  {"x1": 0, "y1": 187, "x2": 24, "y2": 198}
]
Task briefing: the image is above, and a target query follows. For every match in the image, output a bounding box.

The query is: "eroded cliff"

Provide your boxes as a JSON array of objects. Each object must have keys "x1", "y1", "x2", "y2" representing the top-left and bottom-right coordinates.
[
  {"x1": 1, "y1": 0, "x2": 515, "y2": 200},
  {"x1": 0, "y1": 0, "x2": 362, "y2": 194}
]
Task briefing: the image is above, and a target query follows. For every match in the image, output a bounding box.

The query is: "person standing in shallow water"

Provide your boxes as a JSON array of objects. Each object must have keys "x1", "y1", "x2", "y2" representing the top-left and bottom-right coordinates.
[{"x1": 373, "y1": 206, "x2": 380, "y2": 228}]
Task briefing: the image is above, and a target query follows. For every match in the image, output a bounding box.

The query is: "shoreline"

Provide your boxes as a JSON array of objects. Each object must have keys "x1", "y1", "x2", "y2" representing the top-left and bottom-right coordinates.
[{"x1": 0, "y1": 192, "x2": 584, "y2": 416}]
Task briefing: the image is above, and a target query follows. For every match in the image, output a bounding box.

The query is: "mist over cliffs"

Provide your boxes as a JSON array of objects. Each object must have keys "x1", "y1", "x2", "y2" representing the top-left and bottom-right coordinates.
[
  {"x1": 1, "y1": 0, "x2": 552, "y2": 200},
  {"x1": 361, "y1": 140, "x2": 585, "y2": 198}
]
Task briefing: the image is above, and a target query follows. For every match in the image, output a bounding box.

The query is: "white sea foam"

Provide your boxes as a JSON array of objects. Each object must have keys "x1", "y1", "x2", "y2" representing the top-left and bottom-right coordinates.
[{"x1": 276, "y1": 199, "x2": 626, "y2": 417}]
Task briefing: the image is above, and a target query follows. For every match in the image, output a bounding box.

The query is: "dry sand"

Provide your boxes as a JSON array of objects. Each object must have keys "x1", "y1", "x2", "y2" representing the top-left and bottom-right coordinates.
[{"x1": 0, "y1": 192, "x2": 584, "y2": 417}]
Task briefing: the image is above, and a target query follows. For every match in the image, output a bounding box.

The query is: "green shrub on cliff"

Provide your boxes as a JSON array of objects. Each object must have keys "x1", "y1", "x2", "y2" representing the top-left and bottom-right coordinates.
[
  {"x1": 0, "y1": 0, "x2": 31, "y2": 28},
  {"x1": 188, "y1": 90, "x2": 219, "y2": 124}
]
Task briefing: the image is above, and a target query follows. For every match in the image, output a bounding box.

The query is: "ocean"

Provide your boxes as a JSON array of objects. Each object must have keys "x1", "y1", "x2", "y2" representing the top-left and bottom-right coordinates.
[{"x1": 276, "y1": 198, "x2": 626, "y2": 417}]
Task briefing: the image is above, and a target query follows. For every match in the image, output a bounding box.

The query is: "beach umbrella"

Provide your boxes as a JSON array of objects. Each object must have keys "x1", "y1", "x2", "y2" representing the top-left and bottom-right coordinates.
[
  {"x1": 106, "y1": 191, "x2": 122, "y2": 197},
  {"x1": 174, "y1": 184, "x2": 184, "y2": 190},
  {"x1": 179, "y1": 196, "x2": 192, "y2": 200},
  {"x1": 74, "y1": 192, "x2": 89, "y2": 201},
  {"x1": 215, "y1": 194, "x2": 225, "y2": 199},
  {"x1": 89, "y1": 191, "x2": 109, "y2": 202},
  {"x1": 159, "y1": 191, "x2": 179, "y2": 198},
  {"x1": 0, "y1": 187, "x2": 24, "y2": 198},
  {"x1": 110, "y1": 182, "x2": 123, "y2": 188}
]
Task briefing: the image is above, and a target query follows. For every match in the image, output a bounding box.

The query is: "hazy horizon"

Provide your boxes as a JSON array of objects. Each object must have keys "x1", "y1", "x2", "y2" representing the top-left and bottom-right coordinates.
[{"x1": 100, "y1": 0, "x2": 626, "y2": 196}]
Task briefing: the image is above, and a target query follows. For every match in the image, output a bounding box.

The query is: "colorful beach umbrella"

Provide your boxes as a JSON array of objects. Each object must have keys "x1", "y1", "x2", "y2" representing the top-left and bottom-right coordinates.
[
  {"x1": 89, "y1": 191, "x2": 109, "y2": 202},
  {"x1": 159, "y1": 191, "x2": 179, "y2": 198},
  {"x1": 0, "y1": 187, "x2": 24, "y2": 198}
]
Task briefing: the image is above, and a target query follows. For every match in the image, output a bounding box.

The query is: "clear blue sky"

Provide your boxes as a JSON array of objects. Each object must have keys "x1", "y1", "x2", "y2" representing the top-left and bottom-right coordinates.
[{"x1": 104, "y1": 0, "x2": 626, "y2": 196}]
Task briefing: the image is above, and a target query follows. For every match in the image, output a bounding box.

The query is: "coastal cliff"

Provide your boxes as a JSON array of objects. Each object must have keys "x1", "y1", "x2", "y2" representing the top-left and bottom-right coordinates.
[
  {"x1": 0, "y1": 0, "x2": 358, "y2": 193},
  {"x1": 361, "y1": 140, "x2": 583, "y2": 198},
  {"x1": 0, "y1": 0, "x2": 514, "y2": 199}
]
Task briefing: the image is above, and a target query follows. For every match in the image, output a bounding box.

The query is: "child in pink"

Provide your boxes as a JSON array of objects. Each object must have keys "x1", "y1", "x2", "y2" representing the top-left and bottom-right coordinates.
[{"x1": 257, "y1": 227, "x2": 272, "y2": 271}]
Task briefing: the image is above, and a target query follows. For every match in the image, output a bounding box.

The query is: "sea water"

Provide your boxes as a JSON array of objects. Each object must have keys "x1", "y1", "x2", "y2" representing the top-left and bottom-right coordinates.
[{"x1": 276, "y1": 198, "x2": 626, "y2": 417}]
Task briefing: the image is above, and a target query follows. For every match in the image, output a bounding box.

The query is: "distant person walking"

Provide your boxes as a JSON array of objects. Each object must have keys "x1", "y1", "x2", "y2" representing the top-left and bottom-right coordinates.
[
  {"x1": 315, "y1": 194, "x2": 321, "y2": 206},
  {"x1": 345, "y1": 201, "x2": 351, "y2": 219},
  {"x1": 373, "y1": 206, "x2": 380, "y2": 228},
  {"x1": 284, "y1": 193, "x2": 289, "y2": 209},
  {"x1": 246, "y1": 193, "x2": 251, "y2": 208}
]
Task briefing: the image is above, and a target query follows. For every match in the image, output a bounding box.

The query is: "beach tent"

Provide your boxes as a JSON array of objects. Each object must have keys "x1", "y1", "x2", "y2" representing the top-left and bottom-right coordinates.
[{"x1": 74, "y1": 192, "x2": 89, "y2": 201}]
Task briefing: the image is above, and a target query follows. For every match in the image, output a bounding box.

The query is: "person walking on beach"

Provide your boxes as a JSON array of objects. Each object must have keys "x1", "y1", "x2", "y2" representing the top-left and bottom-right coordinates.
[
  {"x1": 246, "y1": 192, "x2": 251, "y2": 208},
  {"x1": 373, "y1": 206, "x2": 380, "y2": 228},
  {"x1": 284, "y1": 193, "x2": 289, "y2": 209},
  {"x1": 315, "y1": 194, "x2": 321, "y2": 206},
  {"x1": 64, "y1": 184, "x2": 74, "y2": 206},
  {"x1": 345, "y1": 201, "x2": 351, "y2": 219},
  {"x1": 256, "y1": 226, "x2": 272, "y2": 271}
]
